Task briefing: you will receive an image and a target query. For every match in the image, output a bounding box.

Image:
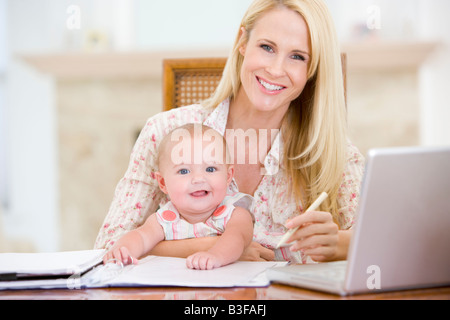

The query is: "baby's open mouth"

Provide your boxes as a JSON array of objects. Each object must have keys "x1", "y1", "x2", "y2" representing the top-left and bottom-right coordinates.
[{"x1": 190, "y1": 190, "x2": 209, "y2": 197}]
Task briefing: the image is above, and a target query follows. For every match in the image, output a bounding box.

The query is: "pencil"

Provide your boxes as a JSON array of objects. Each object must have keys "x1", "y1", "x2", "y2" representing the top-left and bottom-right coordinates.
[{"x1": 276, "y1": 192, "x2": 329, "y2": 249}]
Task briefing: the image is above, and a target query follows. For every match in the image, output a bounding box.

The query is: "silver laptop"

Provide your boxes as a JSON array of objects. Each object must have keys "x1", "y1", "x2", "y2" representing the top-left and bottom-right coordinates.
[{"x1": 267, "y1": 146, "x2": 450, "y2": 296}]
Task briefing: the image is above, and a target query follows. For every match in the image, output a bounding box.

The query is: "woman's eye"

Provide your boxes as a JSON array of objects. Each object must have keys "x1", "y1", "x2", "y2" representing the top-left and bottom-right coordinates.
[
  {"x1": 178, "y1": 169, "x2": 190, "y2": 175},
  {"x1": 292, "y1": 54, "x2": 306, "y2": 61},
  {"x1": 206, "y1": 167, "x2": 217, "y2": 173},
  {"x1": 261, "y1": 44, "x2": 273, "y2": 53}
]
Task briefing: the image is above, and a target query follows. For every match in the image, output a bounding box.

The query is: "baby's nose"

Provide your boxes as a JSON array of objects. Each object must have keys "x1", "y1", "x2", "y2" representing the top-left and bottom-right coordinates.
[{"x1": 191, "y1": 173, "x2": 206, "y2": 184}]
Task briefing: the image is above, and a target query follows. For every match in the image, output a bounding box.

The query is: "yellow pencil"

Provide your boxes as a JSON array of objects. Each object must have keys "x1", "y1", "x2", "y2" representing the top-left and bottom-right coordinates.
[{"x1": 276, "y1": 192, "x2": 329, "y2": 249}]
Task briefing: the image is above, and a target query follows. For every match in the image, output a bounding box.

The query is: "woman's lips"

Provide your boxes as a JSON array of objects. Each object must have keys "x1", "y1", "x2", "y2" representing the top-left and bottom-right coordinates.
[{"x1": 256, "y1": 76, "x2": 286, "y2": 94}]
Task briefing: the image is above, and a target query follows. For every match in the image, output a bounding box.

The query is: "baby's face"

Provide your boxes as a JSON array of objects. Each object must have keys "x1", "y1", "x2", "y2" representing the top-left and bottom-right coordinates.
[{"x1": 156, "y1": 130, "x2": 233, "y2": 217}]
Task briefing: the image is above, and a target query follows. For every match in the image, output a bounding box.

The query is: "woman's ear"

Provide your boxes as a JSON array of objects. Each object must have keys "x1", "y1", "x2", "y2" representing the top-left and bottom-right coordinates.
[
  {"x1": 238, "y1": 27, "x2": 247, "y2": 56},
  {"x1": 154, "y1": 172, "x2": 168, "y2": 194}
]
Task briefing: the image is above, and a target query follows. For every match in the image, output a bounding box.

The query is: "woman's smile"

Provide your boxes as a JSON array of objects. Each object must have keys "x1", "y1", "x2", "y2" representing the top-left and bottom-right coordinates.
[{"x1": 256, "y1": 76, "x2": 287, "y2": 94}]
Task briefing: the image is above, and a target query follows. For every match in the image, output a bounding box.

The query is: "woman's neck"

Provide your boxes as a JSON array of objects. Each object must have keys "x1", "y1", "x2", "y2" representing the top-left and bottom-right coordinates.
[{"x1": 227, "y1": 91, "x2": 288, "y2": 132}]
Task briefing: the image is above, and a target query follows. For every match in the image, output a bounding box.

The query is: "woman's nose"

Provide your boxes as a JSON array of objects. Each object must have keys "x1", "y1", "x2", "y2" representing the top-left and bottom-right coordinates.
[{"x1": 266, "y1": 56, "x2": 286, "y2": 78}]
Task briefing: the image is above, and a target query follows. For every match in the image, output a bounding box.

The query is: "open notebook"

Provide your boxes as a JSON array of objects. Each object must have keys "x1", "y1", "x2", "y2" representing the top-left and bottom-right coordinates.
[{"x1": 0, "y1": 250, "x2": 286, "y2": 290}]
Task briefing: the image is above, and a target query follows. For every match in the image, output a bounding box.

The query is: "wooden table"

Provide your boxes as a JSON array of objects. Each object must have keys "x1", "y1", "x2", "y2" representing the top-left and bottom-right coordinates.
[{"x1": 1, "y1": 284, "x2": 449, "y2": 300}]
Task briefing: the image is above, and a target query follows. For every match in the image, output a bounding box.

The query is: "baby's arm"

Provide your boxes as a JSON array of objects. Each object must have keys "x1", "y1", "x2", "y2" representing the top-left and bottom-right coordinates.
[
  {"x1": 103, "y1": 214, "x2": 165, "y2": 265},
  {"x1": 186, "y1": 207, "x2": 254, "y2": 270}
]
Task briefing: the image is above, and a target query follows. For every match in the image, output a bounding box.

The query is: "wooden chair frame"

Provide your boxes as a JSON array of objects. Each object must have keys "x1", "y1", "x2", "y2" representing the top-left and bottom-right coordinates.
[{"x1": 163, "y1": 58, "x2": 227, "y2": 111}]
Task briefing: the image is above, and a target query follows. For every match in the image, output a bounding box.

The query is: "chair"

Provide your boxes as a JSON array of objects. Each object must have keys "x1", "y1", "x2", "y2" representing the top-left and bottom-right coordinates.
[
  {"x1": 162, "y1": 58, "x2": 227, "y2": 111},
  {"x1": 162, "y1": 54, "x2": 346, "y2": 110}
]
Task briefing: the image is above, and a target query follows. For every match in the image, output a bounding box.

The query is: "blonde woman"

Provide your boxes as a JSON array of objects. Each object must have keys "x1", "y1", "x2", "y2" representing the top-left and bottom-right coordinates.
[{"x1": 95, "y1": 0, "x2": 364, "y2": 264}]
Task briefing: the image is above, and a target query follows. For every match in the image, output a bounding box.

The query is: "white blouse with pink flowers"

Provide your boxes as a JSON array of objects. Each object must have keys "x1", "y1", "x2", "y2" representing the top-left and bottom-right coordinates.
[{"x1": 94, "y1": 99, "x2": 365, "y2": 263}]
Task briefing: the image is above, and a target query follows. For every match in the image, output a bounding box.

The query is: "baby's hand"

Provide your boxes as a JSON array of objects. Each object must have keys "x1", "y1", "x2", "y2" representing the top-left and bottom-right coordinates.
[
  {"x1": 103, "y1": 246, "x2": 138, "y2": 266},
  {"x1": 186, "y1": 251, "x2": 223, "y2": 270}
]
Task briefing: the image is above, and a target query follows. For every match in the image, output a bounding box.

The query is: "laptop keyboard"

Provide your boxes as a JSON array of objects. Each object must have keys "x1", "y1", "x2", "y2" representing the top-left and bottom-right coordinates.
[{"x1": 288, "y1": 261, "x2": 347, "y2": 282}]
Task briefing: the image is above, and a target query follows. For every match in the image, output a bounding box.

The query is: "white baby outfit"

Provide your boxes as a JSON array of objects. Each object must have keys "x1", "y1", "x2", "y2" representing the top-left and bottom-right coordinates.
[{"x1": 155, "y1": 193, "x2": 253, "y2": 240}]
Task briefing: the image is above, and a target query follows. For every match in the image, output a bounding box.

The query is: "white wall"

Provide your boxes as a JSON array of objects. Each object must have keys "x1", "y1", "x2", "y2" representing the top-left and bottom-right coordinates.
[
  {"x1": 326, "y1": 0, "x2": 421, "y2": 41},
  {"x1": 326, "y1": 0, "x2": 450, "y2": 146},
  {"x1": 0, "y1": 0, "x2": 7, "y2": 212},
  {"x1": 418, "y1": 0, "x2": 450, "y2": 146},
  {"x1": 3, "y1": 0, "x2": 59, "y2": 252},
  {"x1": 135, "y1": 0, "x2": 252, "y2": 50}
]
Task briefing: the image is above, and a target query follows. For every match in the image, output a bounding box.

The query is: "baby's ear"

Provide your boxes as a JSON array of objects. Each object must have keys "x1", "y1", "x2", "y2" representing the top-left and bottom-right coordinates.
[
  {"x1": 226, "y1": 165, "x2": 234, "y2": 185},
  {"x1": 154, "y1": 172, "x2": 168, "y2": 194}
]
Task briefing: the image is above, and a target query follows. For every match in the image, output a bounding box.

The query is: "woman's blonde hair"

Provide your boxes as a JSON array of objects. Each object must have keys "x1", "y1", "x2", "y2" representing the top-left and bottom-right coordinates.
[{"x1": 203, "y1": 0, "x2": 348, "y2": 221}]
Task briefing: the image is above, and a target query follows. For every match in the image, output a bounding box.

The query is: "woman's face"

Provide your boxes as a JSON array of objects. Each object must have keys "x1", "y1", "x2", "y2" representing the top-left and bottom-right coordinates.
[{"x1": 238, "y1": 6, "x2": 311, "y2": 116}]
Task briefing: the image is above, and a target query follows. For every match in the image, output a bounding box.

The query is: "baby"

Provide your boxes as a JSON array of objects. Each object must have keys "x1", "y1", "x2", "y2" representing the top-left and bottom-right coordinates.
[{"x1": 103, "y1": 124, "x2": 254, "y2": 270}]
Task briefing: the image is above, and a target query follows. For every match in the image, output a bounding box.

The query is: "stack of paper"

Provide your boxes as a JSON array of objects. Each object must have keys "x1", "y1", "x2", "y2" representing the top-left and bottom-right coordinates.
[
  {"x1": 0, "y1": 250, "x2": 286, "y2": 290},
  {"x1": 0, "y1": 250, "x2": 105, "y2": 278}
]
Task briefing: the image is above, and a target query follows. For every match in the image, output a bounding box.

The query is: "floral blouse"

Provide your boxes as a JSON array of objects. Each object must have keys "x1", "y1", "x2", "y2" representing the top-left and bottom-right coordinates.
[{"x1": 94, "y1": 99, "x2": 365, "y2": 263}]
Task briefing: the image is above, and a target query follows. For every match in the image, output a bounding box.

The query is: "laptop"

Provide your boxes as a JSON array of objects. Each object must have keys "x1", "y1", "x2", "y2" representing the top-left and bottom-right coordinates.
[{"x1": 267, "y1": 146, "x2": 450, "y2": 296}]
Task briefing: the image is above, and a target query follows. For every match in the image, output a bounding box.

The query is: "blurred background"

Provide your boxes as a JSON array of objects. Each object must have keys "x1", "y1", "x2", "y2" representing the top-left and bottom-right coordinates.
[{"x1": 0, "y1": 0, "x2": 449, "y2": 253}]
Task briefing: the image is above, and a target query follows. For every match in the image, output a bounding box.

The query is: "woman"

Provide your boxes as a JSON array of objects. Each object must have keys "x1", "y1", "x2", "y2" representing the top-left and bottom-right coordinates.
[{"x1": 95, "y1": 0, "x2": 364, "y2": 263}]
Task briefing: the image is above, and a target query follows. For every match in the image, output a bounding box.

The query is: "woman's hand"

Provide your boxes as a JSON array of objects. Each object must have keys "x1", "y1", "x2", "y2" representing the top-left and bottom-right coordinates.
[
  {"x1": 239, "y1": 241, "x2": 275, "y2": 261},
  {"x1": 286, "y1": 211, "x2": 348, "y2": 262}
]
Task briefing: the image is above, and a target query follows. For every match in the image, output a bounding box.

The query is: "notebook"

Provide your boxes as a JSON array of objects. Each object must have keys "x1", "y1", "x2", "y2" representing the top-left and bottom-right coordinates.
[
  {"x1": 267, "y1": 146, "x2": 450, "y2": 296},
  {"x1": 0, "y1": 251, "x2": 286, "y2": 290},
  {"x1": 0, "y1": 250, "x2": 105, "y2": 280}
]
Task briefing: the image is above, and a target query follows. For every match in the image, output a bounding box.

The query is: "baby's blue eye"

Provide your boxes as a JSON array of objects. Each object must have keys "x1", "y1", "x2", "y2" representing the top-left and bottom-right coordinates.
[
  {"x1": 178, "y1": 169, "x2": 190, "y2": 175},
  {"x1": 206, "y1": 167, "x2": 217, "y2": 173}
]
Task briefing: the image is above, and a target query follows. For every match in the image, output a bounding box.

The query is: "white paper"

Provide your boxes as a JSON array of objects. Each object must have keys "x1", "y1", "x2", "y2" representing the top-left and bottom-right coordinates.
[
  {"x1": 0, "y1": 251, "x2": 287, "y2": 290},
  {"x1": 94, "y1": 256, "x2": 287, "y2": 288},
  {"x1": 0, "y1": 249, "x2": 105, "y2": 276}
]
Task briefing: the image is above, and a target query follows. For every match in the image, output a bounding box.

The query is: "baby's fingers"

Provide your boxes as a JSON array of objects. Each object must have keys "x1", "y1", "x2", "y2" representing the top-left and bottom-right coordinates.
[
  {"x1": 186, "y1": 254, "x2": 196, "y2": 269},
  {"x1": 186, "y1": 253, "x2": 207, "y2": 270},
  {"x1": 186, "y1": 252, "x2": 220, "y2": 270},
  {"x1": 118, "y1": 247, "x2": 137, "y2": 265},
  {"x1": 103, "y1": 252, "x2": 113, "y2": 265}
]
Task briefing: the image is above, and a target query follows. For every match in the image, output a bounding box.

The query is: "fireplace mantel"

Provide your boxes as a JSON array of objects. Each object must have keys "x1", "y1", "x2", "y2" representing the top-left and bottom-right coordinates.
[
  {"x1": 20, "y1": 41, "x2": 437, "y2": 79},
  {"x1": 19, "y1": 49, "x2": 229, "y2": 79}
]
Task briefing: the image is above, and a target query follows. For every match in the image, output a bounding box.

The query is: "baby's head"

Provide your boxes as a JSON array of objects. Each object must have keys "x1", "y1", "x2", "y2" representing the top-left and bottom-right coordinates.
[
  {"x1": 156, "y1": 124, "x2": 231, "y2": 170},
  {"x1": 155, "y1": 124, "x2": 233, "y2": 216}
]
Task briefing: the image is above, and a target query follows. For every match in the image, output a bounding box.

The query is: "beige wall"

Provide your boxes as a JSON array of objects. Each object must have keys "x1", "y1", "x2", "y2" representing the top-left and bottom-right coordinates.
[
  {"x1": 348, "y1": 69, "x2": 420, "y2": 156},
  {"x1": 58, "y1": 78, "x2": 162, "y2": 250}
]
